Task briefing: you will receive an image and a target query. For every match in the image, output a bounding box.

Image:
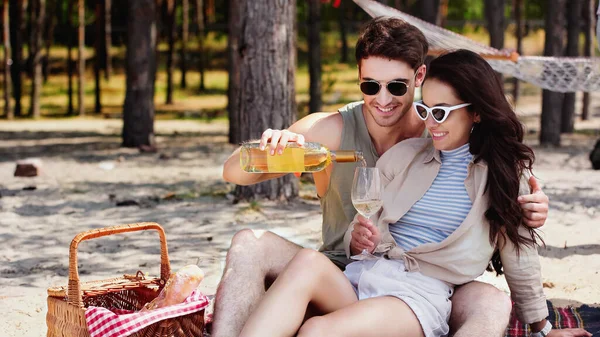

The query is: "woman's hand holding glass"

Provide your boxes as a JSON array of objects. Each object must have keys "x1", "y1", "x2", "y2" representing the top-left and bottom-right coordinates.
[
  {"x1": 350, "y1": 167, "x2": 383, "y2": 260},
  {"x1": 350, "y1": 215, "x2": 382, "y2": 258}
]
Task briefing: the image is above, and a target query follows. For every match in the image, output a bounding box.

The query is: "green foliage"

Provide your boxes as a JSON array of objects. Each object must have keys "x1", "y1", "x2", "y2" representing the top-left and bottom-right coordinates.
[{"x1": 447, "y1": 0, "x2": 485, "y2": 21}]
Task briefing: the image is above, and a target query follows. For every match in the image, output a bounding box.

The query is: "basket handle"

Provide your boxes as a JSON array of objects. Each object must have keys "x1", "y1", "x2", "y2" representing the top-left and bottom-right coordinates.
[{"x1": 67, "y1": 222, "x2": 171, "y2": 307}]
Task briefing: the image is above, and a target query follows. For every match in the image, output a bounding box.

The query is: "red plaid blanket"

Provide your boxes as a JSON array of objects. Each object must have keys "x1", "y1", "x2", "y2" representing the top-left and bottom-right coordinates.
[
  {"x1": 505, "y1": 301, "x2": 600, "y2": 337},
  {"x1": 85, "y1": 290, "x2": 209, "y2": 337}
]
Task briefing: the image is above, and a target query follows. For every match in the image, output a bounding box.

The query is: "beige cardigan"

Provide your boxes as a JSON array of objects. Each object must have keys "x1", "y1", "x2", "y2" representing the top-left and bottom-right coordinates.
[{"x1": 343, "y1": 138, "x2": 548, "y2": 324}]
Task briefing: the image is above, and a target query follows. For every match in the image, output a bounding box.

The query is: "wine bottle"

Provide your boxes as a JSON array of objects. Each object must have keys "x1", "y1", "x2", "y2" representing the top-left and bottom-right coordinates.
[{"x1": 240, "y1": 141, "x2": 364, "y2": 173}]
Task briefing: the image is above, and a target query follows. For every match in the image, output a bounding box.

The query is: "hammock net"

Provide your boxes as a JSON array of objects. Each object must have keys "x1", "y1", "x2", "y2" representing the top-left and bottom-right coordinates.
[{"x1": 353, "y1": 0, "x2": 600, "y2": 93}]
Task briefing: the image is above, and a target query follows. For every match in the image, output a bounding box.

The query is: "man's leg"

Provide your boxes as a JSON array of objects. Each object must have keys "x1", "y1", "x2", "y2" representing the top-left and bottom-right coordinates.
[
  {"x1": 449, "y1": 281, "x2": 513, "y2": 337},
  {"x1": 211, "y1": 229, "x2": 302, "y2": 337}
]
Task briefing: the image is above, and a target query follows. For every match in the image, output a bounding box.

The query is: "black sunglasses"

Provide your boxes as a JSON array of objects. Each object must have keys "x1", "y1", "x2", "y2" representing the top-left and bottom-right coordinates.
[{"x1": 359, "y1": 80, "x2": 409, "y2": 97}]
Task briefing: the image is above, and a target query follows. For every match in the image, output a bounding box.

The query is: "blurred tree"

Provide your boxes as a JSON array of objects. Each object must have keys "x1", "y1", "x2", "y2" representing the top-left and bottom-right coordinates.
[
  {"x1": 540, "y1": 0, "x2": 565, "y2": 147},
  {"x1": 123, "y1": 0, "x2": 156, "y2": 148},
  {"x1": 29, "y1": 0, "x2": 45, "y2": 118},
  {"x1": 205, "y1": 0, "x2": 214, "y2": 25},
  {"x1": 447, "y1": 0, "x2": 484, "y2": 21},
  {"x1": 42, "y1": 0, "x2": 57, "y2": 83},
  {"x1": 105, "y1": 0, "x2": 112, "y2": 80},
  {"x1": 77, "y1": 0, "x2": 84, "y2": 116},
  {"x1": 195, "y1": 0, "x2": 206, "y2": 92},
  {"x1": 95, "y1": 0, "x2": 102, "y2": 113},
  {"x1": 165, "y1": 0, "x2": 175, "y2": 104},
  {"x1": 228, "y1": 0, "x2": 298, "y2": 201},
  {"x1": 9, "y1": 0, "x2": 23, "y2": 117},
  {"x1": 582, "y1": 0, "x2": 595, "y2": 121},
  {"x1": 437, "y1": 0, "x2": 449, "y2": 26},
  {"x1": 67, "y1": 0, "x2": 74, "y2": 115},
  {"x1": 420, "y1": 0, "x2": 439, "y2": 24},
  {"x1": 512, "y1": 0, "x2": 524, "y2": 104},
  {"x1": 338, "y1": 0, "x2": 348, "y2": 63},
  {"x1": 180, "y1": 0, "x2": 189, "y2": 89},
  {"x1": 308, "y1": 0, "x2": 322, "y2": 113},
  {"x1": 3, "y1": 0, "x2": 12, "y2": 119},
  {"x1": 485, "y1": 0, "x2": 505, "y2": 83},
  {"x1": 153, "y1": 0, "x2": 162, "y2": 99},
  {"x1": 561, "y1": 0, "x2": 583, "y2": 133}
]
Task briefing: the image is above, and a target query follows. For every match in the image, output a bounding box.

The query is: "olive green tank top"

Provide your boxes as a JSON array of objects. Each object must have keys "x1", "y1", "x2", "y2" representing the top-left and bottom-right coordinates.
[
  {"x1": 319, "y1": 101, "x2": 380, "y2": 252},
  {"x1": 319, "y1": 101, "x2": 429, "y2": 253}
]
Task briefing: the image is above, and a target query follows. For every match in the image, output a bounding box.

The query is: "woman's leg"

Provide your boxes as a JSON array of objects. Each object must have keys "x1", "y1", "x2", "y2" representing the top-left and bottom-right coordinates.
[
  {"x1": 239, "y1": 248, "x2": 358, "y2": 337},
  {"x1": 297, "y1": 296, "x2": 425, "y2": 337}
]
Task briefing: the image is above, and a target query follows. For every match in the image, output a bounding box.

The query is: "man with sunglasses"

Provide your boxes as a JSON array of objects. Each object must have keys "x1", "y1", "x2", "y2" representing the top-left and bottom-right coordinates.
[{"x1": 216, "y1": 17, "x2": 549, "y2": 337}]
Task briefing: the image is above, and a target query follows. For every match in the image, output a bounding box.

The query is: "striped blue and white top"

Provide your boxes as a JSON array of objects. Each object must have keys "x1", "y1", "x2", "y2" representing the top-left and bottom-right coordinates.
[{"x1": 390, "y1": 143, "x2": 473, "y2": 251}]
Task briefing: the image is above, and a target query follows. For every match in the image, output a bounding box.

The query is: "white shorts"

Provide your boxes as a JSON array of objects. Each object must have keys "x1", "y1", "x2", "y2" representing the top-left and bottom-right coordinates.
[{"x1": 343, "y1": 258, "x2": 453, "y2": 337}]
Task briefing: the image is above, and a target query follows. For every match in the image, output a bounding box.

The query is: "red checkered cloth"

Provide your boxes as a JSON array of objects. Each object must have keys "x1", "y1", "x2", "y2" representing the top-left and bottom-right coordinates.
[
  {"x1": 505, "y1": 301, "x2": 600, "y2": 337},
  {"x1": 85, "y1": 290, "x2": 210, "y2": 337}
]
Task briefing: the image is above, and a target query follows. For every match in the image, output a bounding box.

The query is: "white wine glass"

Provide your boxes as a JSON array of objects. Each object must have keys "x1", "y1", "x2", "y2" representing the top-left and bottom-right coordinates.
[{"x1": 350, "y1": 167, "x2": 383, "y2": 260}]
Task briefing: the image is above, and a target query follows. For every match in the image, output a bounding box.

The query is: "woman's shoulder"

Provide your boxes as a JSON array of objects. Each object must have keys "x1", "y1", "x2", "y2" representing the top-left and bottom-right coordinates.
[
  {"x1": 377, "y1": 138, "x2": 433, "y2": 173},
  {"x1": 382, "y1": 138, "x2": 432, "y2": 159}
]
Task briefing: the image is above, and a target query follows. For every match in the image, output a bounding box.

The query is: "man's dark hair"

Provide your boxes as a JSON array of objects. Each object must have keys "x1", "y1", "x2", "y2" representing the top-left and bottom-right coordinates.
[{"x1": 355, "y1": 17, "x2": 429, "y2": 70}]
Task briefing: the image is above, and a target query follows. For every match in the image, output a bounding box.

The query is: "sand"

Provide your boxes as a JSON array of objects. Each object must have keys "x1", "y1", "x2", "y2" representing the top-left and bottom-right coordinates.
[{"x1": 0, "y1": 108, "x2": 598, "y2": 336}]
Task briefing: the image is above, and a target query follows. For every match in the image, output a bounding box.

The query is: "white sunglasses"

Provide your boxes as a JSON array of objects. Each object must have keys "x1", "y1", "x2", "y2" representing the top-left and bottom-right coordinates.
[{"x1": 413, "y1": 101, "x2": 472, "y2": 124}]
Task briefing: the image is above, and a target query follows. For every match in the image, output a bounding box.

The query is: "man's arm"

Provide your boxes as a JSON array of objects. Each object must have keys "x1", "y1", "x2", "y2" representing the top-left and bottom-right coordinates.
[{"x1": 222, "y1": 112, "x2": 343, "y2": 186}]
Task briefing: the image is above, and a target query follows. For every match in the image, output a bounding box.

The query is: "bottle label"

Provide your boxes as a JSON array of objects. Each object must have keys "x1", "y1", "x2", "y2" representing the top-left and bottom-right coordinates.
[{"x1": 266, "y1": 147, "x2": 305, "y2": 172}]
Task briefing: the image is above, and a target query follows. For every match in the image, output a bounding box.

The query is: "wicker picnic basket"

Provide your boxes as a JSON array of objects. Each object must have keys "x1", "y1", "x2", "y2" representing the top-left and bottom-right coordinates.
[{"x1": 46, "y1": 222, "x2": 205, "y2": 337}]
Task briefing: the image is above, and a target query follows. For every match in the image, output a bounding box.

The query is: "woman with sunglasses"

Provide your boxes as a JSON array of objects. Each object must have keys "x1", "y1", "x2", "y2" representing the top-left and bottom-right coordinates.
[{"x1": 238, "y1": 49, "x2": 591, "y2": 337}]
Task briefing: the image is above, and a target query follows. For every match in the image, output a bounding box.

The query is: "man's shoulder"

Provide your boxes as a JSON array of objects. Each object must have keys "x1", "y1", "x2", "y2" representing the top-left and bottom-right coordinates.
[
  {"x1": 337, "y1": 101, "x2": 364, "y2": 114},
  {"x1": 294, "y1": 112, "x2": 343, "y2": 149}
]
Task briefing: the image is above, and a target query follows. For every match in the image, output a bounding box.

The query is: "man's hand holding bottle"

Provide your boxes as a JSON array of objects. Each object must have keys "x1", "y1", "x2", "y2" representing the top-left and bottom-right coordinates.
[{"x1": 259, "y1": 129, "x2": 305, "y2": 155}]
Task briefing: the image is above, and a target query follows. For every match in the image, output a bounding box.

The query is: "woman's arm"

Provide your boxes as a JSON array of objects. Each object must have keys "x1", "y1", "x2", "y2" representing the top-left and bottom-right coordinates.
[{"x1": 498, "y1": 226, "x2": 548, "y2": 324}]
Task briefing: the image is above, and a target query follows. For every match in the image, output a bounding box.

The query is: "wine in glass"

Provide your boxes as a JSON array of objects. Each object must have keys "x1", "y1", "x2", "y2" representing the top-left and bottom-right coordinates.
[{"x1": 350, "y1": 167, "x2": 383, "y2": 260}]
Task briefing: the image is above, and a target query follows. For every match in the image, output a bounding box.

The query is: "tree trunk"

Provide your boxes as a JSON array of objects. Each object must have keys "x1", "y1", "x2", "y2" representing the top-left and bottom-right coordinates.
[
  {"x1": 104, "y1": 0, "x2": 112, "y2": 80},
  {"x1": 180, "y1": 0, "x2": 188, "y2": 89},
  {"x1": 42, "y1": 0, "x2": 57, "y2": 84},
  {"x1": 3, "y1": 0, "x2": 12, "y2": 119},
  {"x1": 9, "y1": 0, "x2": 23, "y2": 117},
  {"x1": 338, "y1": 0, "x2": 348, "y2": 63},
  {"x1": 29, "y1": 0, "x2": 45, "y2": 118},
  {"x1": 437, "y1": 0, "x2": 449, "y2": 27},
  {"x1": 123, "y1": 0, "x2": 156, "y2": 148},
  {"x1": 153, "y1": 0, "x2": 162, "y2": 100},
  {"x1": 77, "y1": 0, "x2": 85, "y2": 116},
  {"x1": 308, "y1": 0, "x2": 322, "y2": 113},
  {"x1": 512, "y1": 0, "x2": 523, "y2": 104},
  {"x1": 165, "y1": 0, "x2": 175, "y2": 104},
  {"x1": 26, "y1": 0, "x2": 32, "y2": 77},
  {"x1": 561, "y1": 0, "x2": 582, "y2": 133},
  {"x1": 485, "y1": 0, "x2": 506, "y2": 49},
  {"x1": 229, "y1": 0, "x2": 299, "y2": 201},
  {"x1": 67, "y1": 0, "x2": 74, "y2": 115},
  {"x1": 195, "y1": 0, "x2": 205, "y2": 91},
  {"x1": 540, "y1": 0, "x2": 565, "y2": 147},
  {"x1": 227, "y1": 0, "x2": 238, "y2": 144},
  {"x1": 420, "y1": 0, "x2": 439, "y2": 24},
  {"x1": 94, "y1": 0, "x2": 102, "y2": 113},
  {"x1": 485, "y1": 0, "x2": 506, "y2": 83},
  {"x1": 205, "y1": 0, "x2": 214, "y2": 25},
  {"x1": 582, "y1": 0, "x2": 594, "y2": 121}
]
